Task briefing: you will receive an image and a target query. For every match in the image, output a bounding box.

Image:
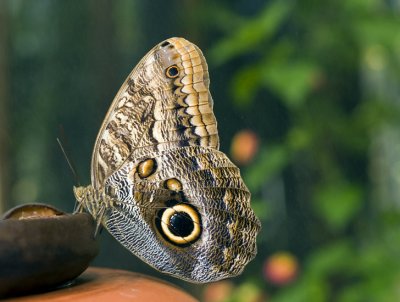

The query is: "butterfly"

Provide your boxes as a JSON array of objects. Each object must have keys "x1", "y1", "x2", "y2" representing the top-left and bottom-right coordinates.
[{"x1": 74, "y1": 37, "x2": 261, "y2": 283}]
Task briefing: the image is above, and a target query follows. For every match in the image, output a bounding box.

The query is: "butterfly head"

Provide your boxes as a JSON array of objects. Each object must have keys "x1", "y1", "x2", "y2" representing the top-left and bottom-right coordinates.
[{"x1": 73, "y1": 185, "x2": 90, "y2": 213}]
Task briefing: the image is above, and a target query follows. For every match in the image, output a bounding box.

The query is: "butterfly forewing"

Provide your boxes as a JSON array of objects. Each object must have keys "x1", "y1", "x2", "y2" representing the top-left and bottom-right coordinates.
[{"x1": 90, "y1": 38, "x2": 219, "y2": 188}]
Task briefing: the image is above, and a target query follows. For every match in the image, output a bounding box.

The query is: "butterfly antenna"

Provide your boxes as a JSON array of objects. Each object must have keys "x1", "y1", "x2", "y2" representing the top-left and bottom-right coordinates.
[
  {"x1": 57, "y1": 126, "x2": 81, "y2": 186},
  {"x1": 57, "y1": 137, "x2": 81, "y2": 186}
]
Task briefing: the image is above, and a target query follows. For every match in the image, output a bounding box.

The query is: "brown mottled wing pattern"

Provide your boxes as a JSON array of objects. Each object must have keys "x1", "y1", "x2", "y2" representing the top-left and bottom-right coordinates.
[
  {"x1": 91, "y1": 38, "x2": 219, "y2": 189},
  {"x1": 103, "y1": 146, "x2": 260, "y2": 283}
]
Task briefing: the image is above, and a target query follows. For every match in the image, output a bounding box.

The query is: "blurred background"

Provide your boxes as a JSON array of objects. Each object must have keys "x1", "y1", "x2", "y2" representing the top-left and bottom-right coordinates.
[{"x1": 1, "y1": 0, "x2": 400, "y2": 301}]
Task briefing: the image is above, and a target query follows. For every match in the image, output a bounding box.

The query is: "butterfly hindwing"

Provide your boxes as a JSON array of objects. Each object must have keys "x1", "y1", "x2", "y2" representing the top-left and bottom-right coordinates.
[{"x1": 102, "y1": 145, "x2": 259, "y2": 282}]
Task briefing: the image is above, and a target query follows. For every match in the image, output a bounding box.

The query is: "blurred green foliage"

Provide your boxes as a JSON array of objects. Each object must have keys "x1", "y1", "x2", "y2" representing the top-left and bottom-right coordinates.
[
  {"x1": 2, "y1": 0, "x2": 400, "y2": 301},
  {"x1": 207, "y1": 0, "x2": 400, "y2": 301}
]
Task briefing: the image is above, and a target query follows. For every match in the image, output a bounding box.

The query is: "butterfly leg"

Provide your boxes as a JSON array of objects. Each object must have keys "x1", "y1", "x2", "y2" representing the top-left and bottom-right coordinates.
[
  {"x1": 73, "y1": 200, "x2": 84, "y2": 214},
  {"x1": 93, "y1": 203, "x2": 106, "y2": 237}
]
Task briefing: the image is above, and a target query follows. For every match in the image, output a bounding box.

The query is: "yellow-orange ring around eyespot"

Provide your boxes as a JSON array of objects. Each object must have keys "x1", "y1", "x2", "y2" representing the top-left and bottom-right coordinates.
[
  {"x1": 160, "y1": 204, "x2": 201, "y2": 244},
  {"x1": 165, "y1": 65, "x2": 179, "y2": 78}
]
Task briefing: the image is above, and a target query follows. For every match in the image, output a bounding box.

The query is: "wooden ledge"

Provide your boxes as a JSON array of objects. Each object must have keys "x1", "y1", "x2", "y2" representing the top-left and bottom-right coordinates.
[{"x1": 5, "y1": 267, "x2": 198, "y2": 302}]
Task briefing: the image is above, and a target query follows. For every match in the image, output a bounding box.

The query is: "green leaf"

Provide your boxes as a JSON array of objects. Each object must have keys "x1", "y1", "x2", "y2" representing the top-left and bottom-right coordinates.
[
  {"x1": 230, "y1": 64, "x2": 262, "y2": 107},
  {"x1": 306, "y1": 240, "x2": 354, "y2": 277},
  {"x1": 251, "y1": 198, "x2": 270, "y2": 221},
  {"x1": 230, "y1": 40, "x2": 318, "y2": 108},
  {"x1": 229, "y1": 281, "x2": 263, "y2": 302},
  {"x1": 271, "y1": 279, "x2": 327, "y2": 302},
  {"x1": 244, "y1": 145, "x2": 289, "y2": 192},
  {"x1": 260, "y1": 60, "x2": 318, "y2": 108},
  {"x1": 354, "y1": 17, "x2": 400, "y2": 48},
  {"x1": 312, "y1": 182, "x2": 363, "y2": 232},
  {"x1": 209, "y1": 1, "x2": 291, "y2": 66}
]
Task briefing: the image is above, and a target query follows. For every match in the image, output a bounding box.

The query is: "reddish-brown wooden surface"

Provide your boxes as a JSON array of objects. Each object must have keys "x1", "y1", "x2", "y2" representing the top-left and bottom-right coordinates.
[{"x1": 5, "y1": 267, "x2": 198, "y2": 302}]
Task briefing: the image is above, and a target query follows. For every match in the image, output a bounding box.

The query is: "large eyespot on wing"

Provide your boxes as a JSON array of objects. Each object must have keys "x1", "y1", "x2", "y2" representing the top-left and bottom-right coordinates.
[
  {"x1": 155, "y1": 202, "x2": 202, "y2": 247},
  {"x1": 90, "y1": 37, "x2": 219, "y2": 189}
]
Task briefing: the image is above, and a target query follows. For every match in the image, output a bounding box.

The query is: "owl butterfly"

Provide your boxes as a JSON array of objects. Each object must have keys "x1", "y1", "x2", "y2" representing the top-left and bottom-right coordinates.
[{"x1": 74, "y1": 37, "x2": 261, "y2": 283}]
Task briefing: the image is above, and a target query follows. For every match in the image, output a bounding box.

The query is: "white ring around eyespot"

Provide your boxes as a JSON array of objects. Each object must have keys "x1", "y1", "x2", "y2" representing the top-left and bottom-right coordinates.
[{"x1": 160, "y1": 204, "x2": 201, "y2": 244}]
